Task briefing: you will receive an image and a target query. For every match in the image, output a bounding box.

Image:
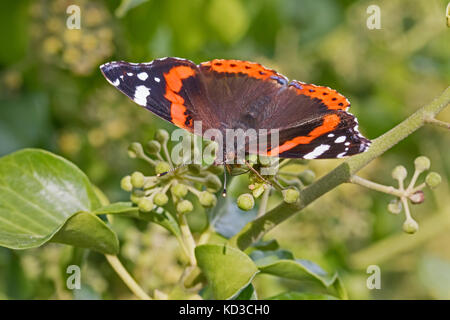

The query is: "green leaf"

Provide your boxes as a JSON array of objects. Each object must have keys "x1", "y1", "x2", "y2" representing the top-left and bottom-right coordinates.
[
  {"x1": 51, "y1": 212, "x2": 119, "y2": 255},
  {"x1": 196, "y1": 244, "x2": 259, "y2": 300},
  {"x1": 234, "y1": 284, "x2": 258, "y2": 300},
  {"x1": 0, "y1": 149, "x2": 101, "y2": 249},
  {"x1": 268, "y1": 292, "x2": 338, "y2": 300},
  {"x1": 250, "y1": 249, "x2": 347, "y2": 299},
  {"x1": 94, "y1": 201, "x2": 182, "y2": 240},
  {"x1": 250, "y1": 239, "x2": 280, "y2": 251},
  {"x1": 208, "y1": 193, "x2": 257, "y2": 239}
]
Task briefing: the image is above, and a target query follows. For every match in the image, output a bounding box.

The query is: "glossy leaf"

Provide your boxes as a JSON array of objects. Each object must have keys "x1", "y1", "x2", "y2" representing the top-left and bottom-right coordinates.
[
  {"x1": 51, "y1": 211, "x2": 119, "y2": 255},
  {"x1": 0, "y1": 149, "x2": 101, "y2": 249},
  {"x1": 196, "y1": 244, "x2": 259, "y2": 300},
  {"x1": 250, "y1": 249, "x2": 347, "y2": 299},
  {"x1": 94, "y1": 201, "x2": 182, "y2": 240}
]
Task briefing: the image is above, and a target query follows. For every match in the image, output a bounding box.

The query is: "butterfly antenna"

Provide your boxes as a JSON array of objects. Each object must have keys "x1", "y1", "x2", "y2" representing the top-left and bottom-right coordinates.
[
  {"x1": 156, "y1": 163, "x2": 188, "y2": 177},
  {"x1": 222, "y1": 165, "x2": 227, "y2": 197}
]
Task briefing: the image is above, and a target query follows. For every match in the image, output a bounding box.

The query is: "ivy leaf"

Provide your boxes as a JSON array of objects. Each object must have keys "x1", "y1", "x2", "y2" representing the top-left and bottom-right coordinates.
[
  {"x1": 94, "y1": 201, "x2": 182, "y2": 242},
  {"x1": 250, "y1": 249, "x2": 348, "y2": 299},
  {"x1": 234, "y1": 284, "x2": 258, "y2": 300},
  {"x1": 268, "y1": 291, "x2": 338, "y2": 300},
  {"x1": 196, "y1": 244, "x2": 259, "y2": 300},
  {"x1": 51, "y1": 211, "x2": 119, "y2": 255},
  {"x1": 207, "y1": 194, "x2": 257, "y2": 239},
  {"x1": 0, "y1": 149, "x2": 101, "y2": 249}
]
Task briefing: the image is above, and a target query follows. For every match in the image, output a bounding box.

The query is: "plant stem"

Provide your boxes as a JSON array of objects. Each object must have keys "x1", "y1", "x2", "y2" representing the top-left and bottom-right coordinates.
[
  {"x1": 229, "y1": 86, "x2": 450, "y2": 250},
  {"x1": 350, "y1": 175, "x2": 404, "y2": 198},
  {"x1": 257, "y1": 187, "x2": 271, "y2": 218},
  {"x1": 104, "y1": 254, "x2": 152, "y2": 300},
  {"x1": 424, "y1": 117, "x2": 450, "y2": 130},
  {"x1": 178, "y1": 213, "x2": 197, "y2": 266}
]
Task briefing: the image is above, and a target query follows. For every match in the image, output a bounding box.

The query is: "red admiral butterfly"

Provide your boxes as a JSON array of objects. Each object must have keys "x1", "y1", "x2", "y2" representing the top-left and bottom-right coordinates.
[{"x1": 100, "y1": 57, "x2": 370, "y2": 162}]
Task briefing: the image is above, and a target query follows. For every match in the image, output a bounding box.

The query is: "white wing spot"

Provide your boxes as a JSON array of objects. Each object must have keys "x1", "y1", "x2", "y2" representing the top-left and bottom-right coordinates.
[
  {"x1": 137, "y1": 72, "x2": 149, "y2": 81},
  {"x1": 303, "y1": 144, "x2": 330, "y2": 159},
  {"x1": 345, "y1": 142, "x2": 350, "y2": 146},
  {"x1": 134, "y1": 85, "x2": 150, "y2": 106},
  {"x1": 327, "y1": 133, "x2": 335, "y2": 138},
  {"x1": 111, "y1": 78, "x2": 120, "y2": 86},
  {"x1": 154, "y1": 77, "x2": 160, "y2": 82},
  {"x1": 335, "y1": 136, "x2": 346, "y2": 143},
  {"x1": 127, "y1": 72, "x2": 133, "y2": 76},
  {"x1": 337, "y1": 152, "x2": 347, "y2": 158}
]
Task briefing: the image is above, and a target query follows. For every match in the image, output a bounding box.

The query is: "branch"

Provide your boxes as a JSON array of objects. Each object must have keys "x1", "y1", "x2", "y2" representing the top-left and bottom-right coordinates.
[{"x1": 229, "y1": 86, "x2": 450, "y2": 250}]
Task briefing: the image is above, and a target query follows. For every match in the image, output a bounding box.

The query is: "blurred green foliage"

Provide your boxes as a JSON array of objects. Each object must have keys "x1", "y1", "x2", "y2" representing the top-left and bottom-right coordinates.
[{"x1": 0, "y1": 0, "x2": 449, "y2": 299}]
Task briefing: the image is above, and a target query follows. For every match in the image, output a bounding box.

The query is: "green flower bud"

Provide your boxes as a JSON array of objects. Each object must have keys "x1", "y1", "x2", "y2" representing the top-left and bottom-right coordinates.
[
  {"x1": 409, "y1": 190, "x2": 425, "y2": 204},
  {"x1": 387, "y1": 199, "x2": 402, "y2": 214},
  {"x1": 155, "y1": 129, "x2": 169, "y2": 144},
  {"x1": 177, "y1": 200, "x2": 193, "y2": 213},
  {"x1": 120, "y1": 175, "x2": 133, "y2": 192},
  {"x1": 247, "y1": 154, "x2": 258, "y2": 164},
  {"x1": 258, "y1": 155, "x2": 271, "y2": 166},
  {"x1": 298, "y1": 169, "x2": 316, "y2": 185},
  {"x1": 153, "y1": 192, "x2": 169, "y2": 206},
  {"x1": 146, "y1": 140, "x2": 161, "y2": 154},
  {"x1": 130, "y1": 194, "x2": 141, "y2": 204},
  {"x1": 199, "y1": 191, "x2": 217, "y2": 207},
  {"x1": 237, "y1": 193, "x2": 255, "y2": 211},
  {"x1": 128, "y1": 142, "x2": 144, "y2": 159},
  {"x1": 188, "y1": 164, "x2": 202, "y2": 174},
  {"x1": 171, "y1": 183, "x2": 188, "y2": 198},
  {"x1": 392, "y1": 165, "x2": 407, "y2": 181},
  {"x1": 414, "y1": 156, "x2": 430, "y2": 172},
  {"x1": 131, "y1": 171, "x2": 145, "y2": 188},
  {"x1": 155, "y1": 161, "x2": 171, "y2": 175},
  {"x1": 252, "y1": 185, "x2": 265, "y2": 198},
  {"x1": 138, "y1": 198, "x2": 154, "y2": 212},
  {"x1": 282, "y1": 188, "x2": 300, "y2": 204},
  {"x1": 403, "y1": 218, "x2": 419, "y2": 234},
  {"x1": 425, "y1": 172, "x2": 441, "y2": 189},
  {"x1": 205, "y1": 174, "x2": 222, "y2": 191}
]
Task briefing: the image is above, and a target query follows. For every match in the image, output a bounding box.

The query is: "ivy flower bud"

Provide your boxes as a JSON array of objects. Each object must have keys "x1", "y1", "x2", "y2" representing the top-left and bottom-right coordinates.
[
  {"x1": 298, "y1": 169, "x2": 316, "y2": 185},
  {"x1": 387, "y1": 199, "x2": 402, "y2": 214},
  {"x1": 282, "y1": 188, "x2": 300, "y2": 204},
  {"x1": 199, "y1": 191, "x2": 217, "y2": 207},
  {"x1": 146, "y1": 140, "x2": 161, "y2": 154},
  {"x1": 138, "y1": 198, "x2": 154, "y2": 212},
  {"x1": 252, "y1": 184, "x2": 265, "y2": 198},
  {"x1": 177, "y1": 200, "x2": 193, "y2": 213},
  {"x1": 403, "y1": 218, "x2": 419, "y2": 234},
  {"x1": 154, "y1": 192, "x2": 169, "y2": 206},
  {"x1": 392, "y1": 165, "x2": 407, "y2": 180},
  {"x1": 205, "y1": 174, "x2": 222, "y2": 191},
  {"x1": 155, "y1": 161, "x2": 171, "y2": 175},
  {"x1": 425, "y1": 172, "x2": 441, "y2": 189},
  {"x1": 120, "y1": 175, "x2": 133, "y2": 192},
  {"x1": 237, "y1": 193, "x2": 255, "y2": 211},
  {"x1": 171, "y1": 183, "x2": 188, "y2": 198},
  {"x1": 155, "y1": 129, "x2": 169, "y2": 144},
  {"x1": 128, "y1": 142, "x2": 144, "y2": 158},
  {"x1": 414, "y1": 156, "x2": 430, "y2": 172},
  {"x1": 409, "y1": 190, "x2": 425, "y2": 204},
  {"x1": 131, "y1": 171, "x2": 145, "y2": 188}
]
